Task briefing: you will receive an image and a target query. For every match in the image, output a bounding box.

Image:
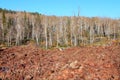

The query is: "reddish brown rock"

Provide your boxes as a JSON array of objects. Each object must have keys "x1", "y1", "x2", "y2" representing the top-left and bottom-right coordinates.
[{"x1": 0, "y1": 44, "x2": 120, "y2": 80}]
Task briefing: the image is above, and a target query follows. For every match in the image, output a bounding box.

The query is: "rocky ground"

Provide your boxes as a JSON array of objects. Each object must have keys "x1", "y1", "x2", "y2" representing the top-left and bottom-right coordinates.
[{"x1": 0, "y1": 44, "x2": 120, "y2": 80}]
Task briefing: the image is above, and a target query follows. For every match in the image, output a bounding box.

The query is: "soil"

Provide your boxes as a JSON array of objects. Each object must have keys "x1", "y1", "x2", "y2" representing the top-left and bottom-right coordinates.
[{"x1": 0, "y1": 44, "x2": 120, "y2": 80}]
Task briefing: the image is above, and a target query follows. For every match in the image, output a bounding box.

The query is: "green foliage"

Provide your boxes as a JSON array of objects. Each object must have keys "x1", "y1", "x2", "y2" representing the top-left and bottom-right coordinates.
[
  {"x1": 30, "y1": 12, "x2": 41, "y2": 15},
  {"x1": 2, "y1": 10, "x2": 6, "y2": 26},
  {"x1": 0, "y1": 8, "x2": 16, "y2": 14}
]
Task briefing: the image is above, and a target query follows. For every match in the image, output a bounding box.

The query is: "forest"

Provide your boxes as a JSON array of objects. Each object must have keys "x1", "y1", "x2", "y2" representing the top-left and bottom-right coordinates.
[{"x1": 0, "y1": 8, "x2": 120, "y2": 49}]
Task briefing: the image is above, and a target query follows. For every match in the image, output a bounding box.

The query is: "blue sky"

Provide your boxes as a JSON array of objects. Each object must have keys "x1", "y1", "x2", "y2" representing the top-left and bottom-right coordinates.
[{"x1": 0, "y1": 0, "x2": 120, "y2": 18}]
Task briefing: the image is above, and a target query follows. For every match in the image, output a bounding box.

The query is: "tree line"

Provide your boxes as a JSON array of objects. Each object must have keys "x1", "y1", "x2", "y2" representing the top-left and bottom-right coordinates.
[{"x1": 0, "y1": 8, "x2": 120, "y2": 49}]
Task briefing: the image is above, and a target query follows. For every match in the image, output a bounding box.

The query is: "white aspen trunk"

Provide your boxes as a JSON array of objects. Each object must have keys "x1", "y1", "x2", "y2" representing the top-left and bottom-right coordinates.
[
  {"x1": 113, "y1": 25, "x2": 116, "y2": 40},
  {"x1": 49, "y1": 31, "x2": 52, "y2": 47},
  {"x1": 107, "y1": 23, "x2": 111, "y2": 40},
  {"x1": 16, "y1": 23, "x2": 21, "y2": 45},
  {"x1": 80, "y1": 21, "x2": 83, "y2": 44},
  {"x1": 44, "y1": 17, "x2": 48, "y2": 49},
  {"x1": 57, "y1": 30, "x2": 59, "y2": 47},
  {"x1": 90, "y1": 26, "x2": 93, "y2": 44},
  {"x1": 1, "y1": 24, "x2": 4, "y2": 41},
  {"x1": 32, "y1": 22, "x2": 35, "y2": 40},
  {"x1": 74, "y1": 34, "x2": 77, "y2": 46},
  {"x1": 64, "y1": 23, "x2": 68, "y2": 46},
  {"x1": 70, "y1": 17, "x2": 74, "y2": 46},
  {"x1": 35, "y1": 34, "x2": 39, "y2": 46}
]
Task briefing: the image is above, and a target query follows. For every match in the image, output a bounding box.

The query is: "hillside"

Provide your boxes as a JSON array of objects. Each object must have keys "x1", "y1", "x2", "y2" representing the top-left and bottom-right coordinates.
[
  {"x1": 0, "y1": 8, "x2": 120, "y2": 80},
  {"x1": 0, "y1": 43, "x2": 120, "y2": 80}
]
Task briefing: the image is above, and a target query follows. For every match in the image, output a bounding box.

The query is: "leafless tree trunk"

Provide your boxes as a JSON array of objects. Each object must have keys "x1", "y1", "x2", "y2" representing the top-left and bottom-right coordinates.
[{"x1": 44, "y1": 17, "x2": 48, "y2": 49}]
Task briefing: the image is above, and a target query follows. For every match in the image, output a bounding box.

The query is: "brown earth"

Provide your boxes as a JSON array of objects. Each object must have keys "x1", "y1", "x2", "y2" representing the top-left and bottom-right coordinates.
[{"x1": 0, "y1": 44, "x2": 120, "y2": 80}]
